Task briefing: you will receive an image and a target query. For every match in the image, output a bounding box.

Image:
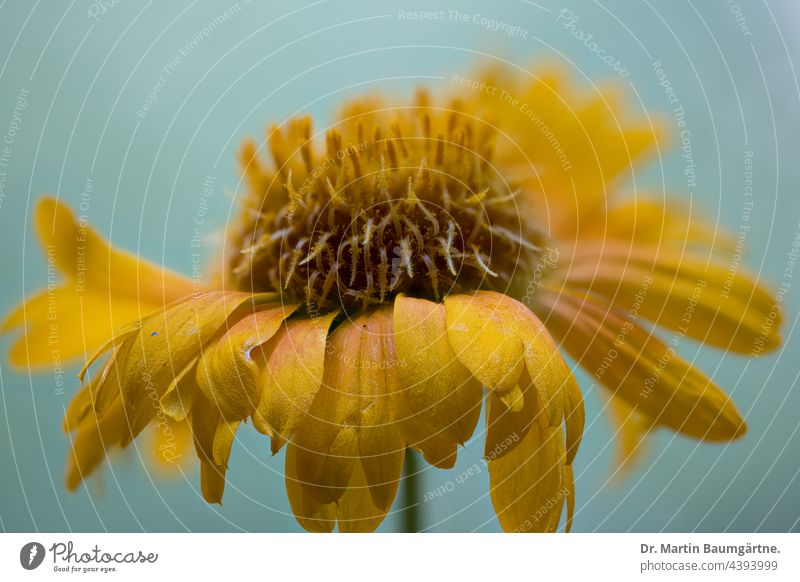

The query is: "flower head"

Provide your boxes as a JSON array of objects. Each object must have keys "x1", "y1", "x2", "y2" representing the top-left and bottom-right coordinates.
[
  {"x1": 3, "y1": 63, "x2": 781, "y2": 532},
  {"x1": 230, "y1": 94, "x2": 544, "y2": 309}
]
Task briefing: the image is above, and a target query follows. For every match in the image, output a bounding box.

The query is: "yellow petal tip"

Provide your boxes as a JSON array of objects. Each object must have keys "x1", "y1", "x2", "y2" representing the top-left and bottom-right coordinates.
[{"x1": 498, "y1": 385, "x2": 525, "y2": 413}]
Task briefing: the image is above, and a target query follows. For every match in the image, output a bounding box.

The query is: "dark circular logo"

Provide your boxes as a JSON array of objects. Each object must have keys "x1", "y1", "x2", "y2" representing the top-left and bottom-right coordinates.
[{"x1": 20, "y1": 542, "x2": 46, "y2": 570}]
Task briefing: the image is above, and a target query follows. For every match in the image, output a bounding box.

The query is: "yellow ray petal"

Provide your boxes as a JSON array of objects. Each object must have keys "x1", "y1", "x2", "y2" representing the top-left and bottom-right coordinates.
[
  {"x1": 97, "y1": 291, "x2": 270, "y2": 444},
  {"x1": 540, "y1": 289, "x2": 747, "y2": 441},
  {"x1": 444, "y1": 293, "x2": 525, "y2": 398},
  {"x1": 449, "y1": 291, "x2": 580, "y2": 436},
  {"x1": 292, "y1": 307, "x2": 404, "y2": 511},
  {"x1": 356, "y1": 308, "x2": 405, "y2": 511},
  {"x1": 66, "y1": 357, "x2": 199, "y2": 487},
  {"x1": 65, "y1": 398, "x2": 128, "y2": 491},
  {"x1": 190, "y1": 393, "x2": 239, "y2": 504},
  {"x1": 77, "y1": 321, "x2": 141, "y2": 383},
  {"x1": 4, "y1": 291, "x2": 145, "y2": 368},
  {"x1": 145, "y1": 417, "x2": 194, "y2": 474},
  {"x1": 159, "y1": 356, "x2": 200, "y2": 422},
  {"x1": 2, "y1": 197, "x2": 194, "y2": 368},
  {"x1": 343, "y1": 307, "x2": 405, "y2": 512},
  {"x1": 253, "y1": 311, "x2": 338, "y2": 453},
  {"x1": 565, "y1": 243, "x2": 781, "y2": 354},
  {"x1": 488, "y1": 418, "x2": 566, "y2": 533},
  {"x1": 284, "y1": 443, "x2": 336, "y2": 533},
  {"x1": 290, "y1": 317, "x2": 361, "y2": 505},
  {"x1": 563, "y1": 463, "x2": 575, "y2": 533},
  {"x1": 563, "y1": 376, "x2": 585, "y2": 466},
  {"x1": 484, "y1": 367, "x2": 536, "y2": 461},
  {"x1": 213, "y1": 420, "x2": 240, "y2": 468},
  {"x1": 471, "y1": 66, "x2": 663, "y2": 240},
  {"x1": 335, "y1": 461, "x2": 388, "y2": 533},
  {"x1": 393, "y1": 295, "x2": 482, "y2": 468},
  {"x1": 285, "y1": 443, "x2": 388, "y2": 533},
  {"x1": 34, "y1": 197, "x2": 193, "y2": 301},
  {"x1": 195, "y1": 303, "x2": 297, "y2": 421},
  {"x1": 603, "y1": 197, "x2": 735, "y2": 250},
  {"x1": 63, "y1": 373, "x2": 99, "y2": 432},
  {"x1": 494, "y1": 292, "x2": 571, "y2": 428},
  {"x1": 602, "y1": 391, "x2": 651, "y2": 477}
]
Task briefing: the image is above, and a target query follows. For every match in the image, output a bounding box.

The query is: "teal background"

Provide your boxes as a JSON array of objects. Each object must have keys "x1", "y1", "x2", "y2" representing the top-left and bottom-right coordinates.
[{"x1": 0, "y1": 0, "x2": 798, "y2": 532}]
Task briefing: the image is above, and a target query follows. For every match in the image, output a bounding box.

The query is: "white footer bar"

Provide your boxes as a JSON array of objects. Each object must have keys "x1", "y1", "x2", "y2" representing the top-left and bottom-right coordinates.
[{"x1": 1, "y1": 533, "x2": 798, "y2": 581}]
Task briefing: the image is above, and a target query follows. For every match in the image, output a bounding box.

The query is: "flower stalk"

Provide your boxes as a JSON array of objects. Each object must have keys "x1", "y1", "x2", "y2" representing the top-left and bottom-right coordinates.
[{"x1": 401, "y1": 448, "x2": 421, "y2": 533}]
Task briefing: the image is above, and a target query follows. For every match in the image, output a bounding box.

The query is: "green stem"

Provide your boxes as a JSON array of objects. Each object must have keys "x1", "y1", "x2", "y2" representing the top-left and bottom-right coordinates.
[{"x1": 401, "y1": 448, "x2": 421, "y2": 533}]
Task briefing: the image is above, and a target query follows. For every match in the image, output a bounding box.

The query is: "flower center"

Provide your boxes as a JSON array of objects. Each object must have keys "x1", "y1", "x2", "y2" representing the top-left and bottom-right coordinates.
[{"x1": 229, "y1": 98, "x2": 543, "y2": 313}]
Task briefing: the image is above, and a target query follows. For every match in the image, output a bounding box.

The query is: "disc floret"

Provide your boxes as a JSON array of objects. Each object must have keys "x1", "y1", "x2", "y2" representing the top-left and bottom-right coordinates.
[{"x1": 230, "y1": 97, "x2": 542, "y2": 312}]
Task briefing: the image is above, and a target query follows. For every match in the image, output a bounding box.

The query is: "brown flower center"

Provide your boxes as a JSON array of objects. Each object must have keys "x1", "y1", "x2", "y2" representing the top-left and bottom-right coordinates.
[{"x1": 229, "y1": 98, "x2": 543, "y2": 313}]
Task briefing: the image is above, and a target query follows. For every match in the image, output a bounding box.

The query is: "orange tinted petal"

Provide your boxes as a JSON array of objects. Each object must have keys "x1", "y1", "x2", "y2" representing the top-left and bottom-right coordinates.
[
  {"x1": 292, "y1": 307, "x2": 404, "y2": 515},
  {"x1": 284, "y1": 443, "x2": 336, "y2": 532},
  {"x1": 566, "y1": 244, "x2": 781, "y2": 354},
  {"x1": 540, "y1": 289, "x2": 746, "y2": 441},
  {"x1": 196, "y1": 303, "x2": 297, "y2": 420},
  {"x1": 254, "y1": 311, "x2": 338, "y2": 453}
]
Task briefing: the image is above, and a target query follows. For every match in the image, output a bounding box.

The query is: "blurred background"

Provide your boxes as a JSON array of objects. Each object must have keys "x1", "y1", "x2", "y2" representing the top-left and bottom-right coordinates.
[{"x1": 1, "y1": 0, "x2": 799, "y2": 532}]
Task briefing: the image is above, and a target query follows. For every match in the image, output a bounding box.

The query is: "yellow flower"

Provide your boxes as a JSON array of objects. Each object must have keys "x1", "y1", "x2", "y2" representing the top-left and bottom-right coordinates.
[
  {"x1": 2, "y1": 63, "x2": 781, "y2": 532},
  {"x1": 469, "y1": 65, "x2": 781, "y2": 469}
]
